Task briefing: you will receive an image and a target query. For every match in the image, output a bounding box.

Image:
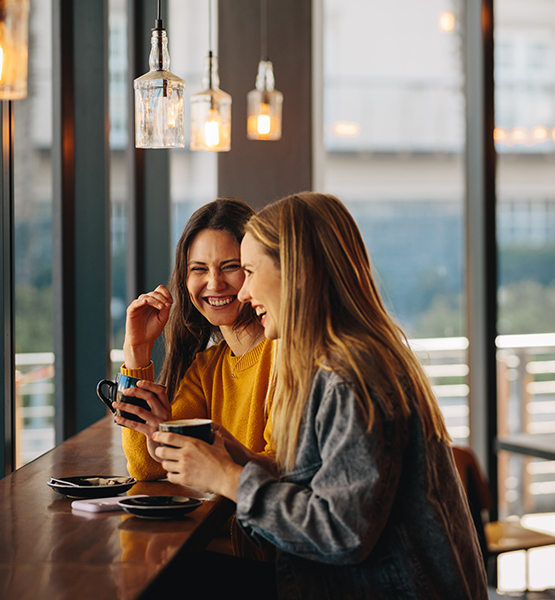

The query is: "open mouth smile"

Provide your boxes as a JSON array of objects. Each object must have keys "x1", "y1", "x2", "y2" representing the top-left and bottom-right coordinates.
[{"x1": 204, "y1": 296, "x2": 235, "y2": 307}]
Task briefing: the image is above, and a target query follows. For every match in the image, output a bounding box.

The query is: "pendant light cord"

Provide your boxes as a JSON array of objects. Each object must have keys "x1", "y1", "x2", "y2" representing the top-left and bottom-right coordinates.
[
  {"x1": 261, "y1": 0, "x2": 268, "y2": 61},
  {"x1": 154, "y1": 0, "x2": 163, "y2": 30},
  {"x1": 208, "y1": 0, "x2": 213, "y2": 92},
  {"x1": 208, "y1": 0, "x2": 213, "y2": 53}
]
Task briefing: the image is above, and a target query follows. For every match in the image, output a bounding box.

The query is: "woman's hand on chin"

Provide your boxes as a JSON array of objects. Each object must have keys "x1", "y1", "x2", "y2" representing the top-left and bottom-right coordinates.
[{"x1": 152, "y1": 431, "x2": 243, "y2": 501}]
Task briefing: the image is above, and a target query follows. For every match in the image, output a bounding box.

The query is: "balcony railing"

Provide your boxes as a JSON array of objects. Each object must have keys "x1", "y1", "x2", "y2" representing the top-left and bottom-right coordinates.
[{"x1": 14, "y1": 336, "x2": 555, "y2": 516}]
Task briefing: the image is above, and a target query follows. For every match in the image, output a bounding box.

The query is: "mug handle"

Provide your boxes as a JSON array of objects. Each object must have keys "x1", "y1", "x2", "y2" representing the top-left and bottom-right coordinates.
[{"x1": 96, "y1": 380, "x2": 116, "y2": 413}]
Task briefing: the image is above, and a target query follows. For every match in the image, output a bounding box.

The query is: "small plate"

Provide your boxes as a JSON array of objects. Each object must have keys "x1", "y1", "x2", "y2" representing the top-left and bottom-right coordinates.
[
  {"x1": 47, "y1": 476, "x2": 137, "y2": 498},
  {"x1": 117, "y1": 496, "x2": 202, "y2": 520}
]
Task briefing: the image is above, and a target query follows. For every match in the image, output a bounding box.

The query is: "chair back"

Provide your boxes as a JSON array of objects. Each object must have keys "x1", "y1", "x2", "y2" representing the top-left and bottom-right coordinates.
[{"x1": 451, "y1": 445, "x2": 492, "y2": 566}]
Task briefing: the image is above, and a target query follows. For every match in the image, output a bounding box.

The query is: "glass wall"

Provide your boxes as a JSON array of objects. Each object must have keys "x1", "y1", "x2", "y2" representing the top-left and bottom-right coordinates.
[
  {"x1": 168, "y1": 0, "x2": 217, "y2": 251},
  {"x1": 109, "y1": 0, "x2": 128, "y2": 354},
  {"x1": 13, "y1": 0, "x2": 54, "y2": 468},
  {"x1": 495, "y1": 0, "x2": 555, "y2": 521},
  {"x1": 323, "y1": 0, "x2": 468, "y2": 444}
]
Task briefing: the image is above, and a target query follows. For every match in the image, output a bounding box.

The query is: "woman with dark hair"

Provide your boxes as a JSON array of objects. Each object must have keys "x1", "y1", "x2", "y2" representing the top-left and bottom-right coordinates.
[
  {"x1": 114, "y1": 198, "x2": 272, "y2": 482},
  {"x1": 152, "y1": 192, "x2": 488, "y2": 599}
]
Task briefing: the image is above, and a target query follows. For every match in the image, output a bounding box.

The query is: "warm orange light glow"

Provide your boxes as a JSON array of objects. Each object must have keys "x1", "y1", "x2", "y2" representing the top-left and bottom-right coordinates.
[
  {"x1": 510, "y1": 127, "x2": 528, "y2": 143},
  {"x1": 256, "y1": 106, "x2": 271, "y2": 135},
  {"x1": 0, "y1": 45, "x2": 4, "y2": 80},
  {"x1": 333, "y1": 121, "x2": 361, "y2": 138},
  {"x1": 493, "y1": 127, "x2": 507, "y2": 143},
  {"x1": 205, "y1": 111, "x2": 221, "y2": 147},
  {"x1": 438, "y1": 11, "x2": 456, "y2": 33},
  {"x1": 531, "y1": 126, "x2": 549, "y2": 142}
]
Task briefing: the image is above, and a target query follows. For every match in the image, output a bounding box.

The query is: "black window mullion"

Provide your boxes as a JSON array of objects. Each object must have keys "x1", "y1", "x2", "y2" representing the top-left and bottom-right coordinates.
[{"x1": 1, "y1": 101, "x2": 16, "y2": 477}]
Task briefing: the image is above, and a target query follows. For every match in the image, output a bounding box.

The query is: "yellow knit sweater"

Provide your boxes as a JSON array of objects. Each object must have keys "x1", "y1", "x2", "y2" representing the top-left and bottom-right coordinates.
[{"x1": 120, "y1": 338, "x2": 274, "y2": 480}]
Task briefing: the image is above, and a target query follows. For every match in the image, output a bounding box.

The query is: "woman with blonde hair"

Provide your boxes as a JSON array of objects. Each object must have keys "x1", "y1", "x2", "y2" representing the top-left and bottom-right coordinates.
[{"x1": 153, "y1": 192, "x2": 488, "y2": 599}]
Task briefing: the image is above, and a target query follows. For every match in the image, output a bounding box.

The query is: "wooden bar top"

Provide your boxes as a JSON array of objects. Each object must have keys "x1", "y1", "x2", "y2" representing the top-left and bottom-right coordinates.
[{"x1": 0, "y1": 416, "x2": 235, "y2": 600}]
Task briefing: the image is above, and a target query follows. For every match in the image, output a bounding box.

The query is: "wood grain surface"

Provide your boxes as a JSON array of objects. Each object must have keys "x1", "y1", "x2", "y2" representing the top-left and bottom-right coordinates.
[{"x1": 0, "y1": 416, "x2": 235, "y2": 600}]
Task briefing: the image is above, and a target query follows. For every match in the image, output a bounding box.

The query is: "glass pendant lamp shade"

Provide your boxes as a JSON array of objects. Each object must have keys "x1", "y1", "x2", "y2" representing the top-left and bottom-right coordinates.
[
  {"x1": 247, "y1": 60, "x2": 282, "y2": 140},
  {"x1": 134, "y1": 27, "x2": 185, "y2": 148},
  {"x1": 0, "y1": 0, "x2": 30, "y2": 100},
  {"x1": 190, "y1": 52, "x2": 231, "y2": 152}
]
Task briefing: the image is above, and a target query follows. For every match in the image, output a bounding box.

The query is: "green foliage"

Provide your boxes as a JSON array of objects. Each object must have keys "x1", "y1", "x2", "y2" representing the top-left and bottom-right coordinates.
[
  {"x1": 413, "y1": 295, "x2": 464, "y2": 338},
  {"x1": 498, "y1": 280, "x2": 555, "y2": 334},
  {"x1": 499, "y1": 245, "x2": 555, "y2": 287},
  {"x1": 15, "y1": 284, "x2": 53, "y2": 353}
]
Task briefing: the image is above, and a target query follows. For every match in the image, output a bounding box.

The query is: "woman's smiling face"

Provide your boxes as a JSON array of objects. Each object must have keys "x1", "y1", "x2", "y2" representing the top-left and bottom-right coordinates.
[
  {"x1": 186, "y1": 229, "x2": 246, "y2": 327},
  {"x1": 238, "y1": 233, "x2": 282, "y2": 340}
]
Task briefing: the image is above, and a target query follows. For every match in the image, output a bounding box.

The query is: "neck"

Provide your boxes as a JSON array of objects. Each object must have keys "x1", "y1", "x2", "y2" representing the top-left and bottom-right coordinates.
[{"x1": 221, "y1": 322, "x2": 264, "y2": 356}]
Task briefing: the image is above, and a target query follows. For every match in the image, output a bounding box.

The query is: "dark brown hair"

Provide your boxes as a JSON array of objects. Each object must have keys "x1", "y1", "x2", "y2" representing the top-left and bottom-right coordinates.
[{"x1": 158, "y1": 198, "x2": 256, "y2": 400}]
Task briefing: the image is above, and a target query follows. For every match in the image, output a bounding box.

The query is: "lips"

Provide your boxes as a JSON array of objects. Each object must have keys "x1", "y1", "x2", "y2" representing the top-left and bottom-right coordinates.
[{"x1": 253, "y1": 306, "x2": 267, "y2": 323}]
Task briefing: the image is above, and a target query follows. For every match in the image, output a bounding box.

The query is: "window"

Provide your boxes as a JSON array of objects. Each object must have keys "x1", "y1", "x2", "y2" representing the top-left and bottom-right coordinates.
[{"x1": 323, "y1": 0, "x2": 468, "y2": 444}]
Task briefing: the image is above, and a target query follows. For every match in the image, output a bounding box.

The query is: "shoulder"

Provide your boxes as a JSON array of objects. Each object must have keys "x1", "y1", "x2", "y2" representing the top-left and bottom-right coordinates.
[
  {"x1": 311, "y1": 367, "x2": 352, "y2": 400},
  {"x1": 306, "y1": 368, "x2": 357, "y2": 425}
]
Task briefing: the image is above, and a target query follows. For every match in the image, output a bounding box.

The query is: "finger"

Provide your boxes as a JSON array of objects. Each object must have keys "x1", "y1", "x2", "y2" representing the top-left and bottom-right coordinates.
[
  {"x1": 153, "y1": 285, "x2": 173, "y2": 302},
  {"x1": 136, "y1": 293, "x2": 171, "y2": 311},
  {"x1": 113, "y1": 413, "x2": 155, "y2": 437},
  {"x1": 153, "y1": 431, "x2": 187, "y2": 449},
  {"x1": 121, "y1": 385, "x2": 171, "y2": 416},
  {"x1": 136, "y1": 380, "x2": 168, "y2": 398}
]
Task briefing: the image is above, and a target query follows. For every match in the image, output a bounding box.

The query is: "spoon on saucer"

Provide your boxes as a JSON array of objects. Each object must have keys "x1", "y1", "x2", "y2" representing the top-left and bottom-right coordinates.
[{"x1": 50, "y1": 478, "x2": 81, "y2": 487}]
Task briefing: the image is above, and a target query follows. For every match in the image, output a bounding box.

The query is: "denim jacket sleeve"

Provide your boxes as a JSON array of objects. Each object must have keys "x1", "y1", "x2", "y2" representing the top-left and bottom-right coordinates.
[{"x1": 235, "y1": 371, "x2": 407, "y2": 565}]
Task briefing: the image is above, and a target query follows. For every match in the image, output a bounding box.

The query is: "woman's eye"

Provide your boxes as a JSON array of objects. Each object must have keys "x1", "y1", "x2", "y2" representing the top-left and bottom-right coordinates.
[{"x1": 223, "y1": 264, "x2": 241, "y2": 271}]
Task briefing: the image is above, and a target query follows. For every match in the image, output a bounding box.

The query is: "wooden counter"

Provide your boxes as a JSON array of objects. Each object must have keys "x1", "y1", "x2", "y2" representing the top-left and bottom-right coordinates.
[{"x1": 0, "y1": 416, "x2": 235, "y2": 599}]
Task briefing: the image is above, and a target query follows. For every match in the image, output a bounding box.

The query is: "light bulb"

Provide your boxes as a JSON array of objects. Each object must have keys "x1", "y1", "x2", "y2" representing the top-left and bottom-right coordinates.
[
  {"x1": 257, "y1": 105, "x2": 271, "y2": 135},
  {"x1": 205, "y1": 110, "x2": 221, "y2": 147}
]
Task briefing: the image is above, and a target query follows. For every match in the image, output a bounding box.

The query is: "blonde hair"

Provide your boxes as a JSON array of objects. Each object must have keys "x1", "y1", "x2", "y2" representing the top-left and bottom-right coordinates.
[{"x1": 246, "y1": 192, "x2": 450, "y2": 469}]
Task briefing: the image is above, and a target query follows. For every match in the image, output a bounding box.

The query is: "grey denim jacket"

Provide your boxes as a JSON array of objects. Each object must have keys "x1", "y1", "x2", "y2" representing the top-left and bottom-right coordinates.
[{"x1": 236, "y1": 368, "x2": 488, "y2": 599}]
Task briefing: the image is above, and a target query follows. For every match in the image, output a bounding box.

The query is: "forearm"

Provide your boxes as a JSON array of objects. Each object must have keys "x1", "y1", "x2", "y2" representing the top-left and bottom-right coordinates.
[
  {"x1": 220, "y1": 463, "x2": 243, "y2": 502},
  {"x1": 123, "y1": 341, "x2": 155, "y2": 370}
]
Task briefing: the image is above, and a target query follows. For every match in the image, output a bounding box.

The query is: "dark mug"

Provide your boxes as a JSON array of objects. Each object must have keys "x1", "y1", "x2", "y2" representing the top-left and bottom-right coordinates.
[
  {"x1": 158, "y1": 419, "x2": 214, "y2": 444},
  {"x1": 96, "y1": 374, "x2": 151, "y2": 424}
]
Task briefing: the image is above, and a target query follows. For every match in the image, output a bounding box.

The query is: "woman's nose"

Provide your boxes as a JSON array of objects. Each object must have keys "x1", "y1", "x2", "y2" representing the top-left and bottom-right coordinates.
[
  {"x1": 238, "y1": 280, "x2": 250, "y2": 303},
  {"x1": 207, "y1": 270, "x2": 225, "y2": 291}
]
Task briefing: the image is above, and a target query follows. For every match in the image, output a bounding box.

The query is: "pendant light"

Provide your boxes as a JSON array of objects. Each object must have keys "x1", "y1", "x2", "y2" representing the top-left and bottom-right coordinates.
[
  {"x1": 0, "y1": 0, "x2": 30, "y2": 100},
  {"x1": 134, "y1": 0, "x2": 185, "y2": 148},
  {"x1": 190, "y1": 0, "x2": 231, "y2": 152},
  {"x1": 247, "y1": 0, "x2": 283, "y2": 141}
]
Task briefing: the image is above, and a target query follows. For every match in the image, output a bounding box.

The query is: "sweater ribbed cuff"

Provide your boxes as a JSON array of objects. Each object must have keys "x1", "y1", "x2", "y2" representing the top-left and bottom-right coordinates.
[{"x1": 120, "y1": 361, "x2": 155, "y2": 381}]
